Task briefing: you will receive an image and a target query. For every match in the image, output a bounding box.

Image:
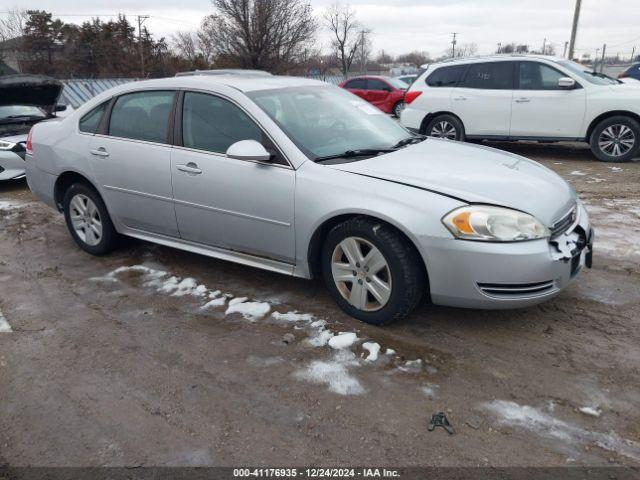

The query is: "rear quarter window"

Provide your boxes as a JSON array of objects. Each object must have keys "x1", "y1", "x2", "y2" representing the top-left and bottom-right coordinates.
[
  {"x1": 79, "y1": 101, "x2": 108, "y2": 134},
  {"x1": 425, "y1": 65, "x2": 468, "y2": 87}
]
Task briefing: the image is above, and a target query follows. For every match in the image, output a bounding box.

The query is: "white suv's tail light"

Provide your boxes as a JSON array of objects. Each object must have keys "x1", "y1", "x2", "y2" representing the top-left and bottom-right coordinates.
[{"x1": 404, "y1": 91, "x2": 422, "y2": 104}]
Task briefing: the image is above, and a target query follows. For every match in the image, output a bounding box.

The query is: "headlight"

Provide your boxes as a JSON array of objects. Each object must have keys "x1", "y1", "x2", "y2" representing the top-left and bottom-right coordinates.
[
  {"x1": 442, "y1": 205, "x2": 549, "y2": 242},
  {"x1": 0, "y1": 140, "x2": 16, "y2": 151}
]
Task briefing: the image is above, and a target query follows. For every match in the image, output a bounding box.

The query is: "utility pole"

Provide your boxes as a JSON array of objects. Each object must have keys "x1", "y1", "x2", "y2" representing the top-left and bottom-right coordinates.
[
  {"x1": 497, "y1": 42, "x2": 502, "y2": 54},
  {"x1": 568, "y1": 0, "x2": 582, "y2": 60},
  {"x1": 594, "y1": 48, "x2": 599, "y2": 73},
  {"x1": 359, "y1": 29, "x2": 370, "y2": 74},
  {"x1": 542, "y1": 38, "x2": 546, "y2": 55},
  {"x1": 137, "y1": 15, "x2": 149, "y2": 78},
  {"x1": 631, "y1": 46, "x2": 636, "y2": 65},
  {"x1": 600, "y1": 43, "x2": 606, "y2": 73},
  {"x1": 563, "y1": 41, "x2": 568, "y2": 58},
  {"x1": 451, "y1": 32, "x2": 458, "y2": 58}
]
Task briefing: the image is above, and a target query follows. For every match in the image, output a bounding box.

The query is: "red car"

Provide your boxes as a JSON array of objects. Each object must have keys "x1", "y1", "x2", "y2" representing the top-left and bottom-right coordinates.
[{"x1": 339, "y1": 76, "x2": 407, "y2": 117}]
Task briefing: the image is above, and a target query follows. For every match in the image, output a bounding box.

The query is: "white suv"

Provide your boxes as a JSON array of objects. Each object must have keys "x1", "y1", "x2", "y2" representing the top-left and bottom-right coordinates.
[{"x1": 401, "y1": 55, "x2": 640, "y2": 162}]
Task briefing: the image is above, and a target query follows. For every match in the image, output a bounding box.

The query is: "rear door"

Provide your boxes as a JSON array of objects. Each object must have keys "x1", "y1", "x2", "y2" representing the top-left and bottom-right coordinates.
[
  {"x1": 365, "y1": 78, "x2": 391, "y2": 110},
  {"x1": 88, "y1": 90, "x2": 179, "y2": 237},
  {"x1": 420, "y1": 64, "x2": 468, "y2": 115},
  {"x1": 451, "y1": 62, "x2": 514, "y2": 136},
  {"x1": 342, "y1": 78, "x2": 368, "y2": 101},
  {"x1": 510, "y1": 61, "x2": 587, "y2": 138}
]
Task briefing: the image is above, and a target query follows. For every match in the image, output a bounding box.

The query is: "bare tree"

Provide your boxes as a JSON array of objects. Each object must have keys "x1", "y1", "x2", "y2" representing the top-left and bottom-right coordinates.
[
  {"x1": 396, "y1": 50, "x2": 430, "y2": 67},
  {"x1": 172, "y1": 31, "x2": 200, "y2": 63},
  {"x1": 198, "y1": 0, "x2": 317, "y2": 72},
  {"x1": 324, "y1": 2, "x2": 361, "y2": 77},
  {"x1": 0, "y1": 8, "x2": 26, "y2": 42}
]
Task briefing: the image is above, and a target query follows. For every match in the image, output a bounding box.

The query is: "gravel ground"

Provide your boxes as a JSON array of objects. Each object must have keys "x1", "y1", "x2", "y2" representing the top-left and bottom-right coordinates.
[{"x1": 0, "y1": 142, "x2": 639, "y2": 468}]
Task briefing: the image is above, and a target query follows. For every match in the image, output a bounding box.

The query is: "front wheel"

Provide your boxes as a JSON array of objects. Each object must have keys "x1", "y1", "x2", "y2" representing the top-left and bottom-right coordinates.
[
  {"x1": 321, "y1": 217, "x2": 426, "y2": 325},
  {"x1": 63, "y1": 183, "x2": 119, "y2": 255},
  {"x1": 590, "y1": 116, "x2": 640, "y2": 162},
  {"x1": 425, "y1": 114, "x2": 465, "y2": 141}
]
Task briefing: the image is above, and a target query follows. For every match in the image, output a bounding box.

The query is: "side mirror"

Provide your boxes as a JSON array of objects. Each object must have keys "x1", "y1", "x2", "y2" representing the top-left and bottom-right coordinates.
[
  {"x1": 558, "y1": 77, "x2": 576, "y2": 89},
  {"x1": 226, "y1": 140, "x2": 272, "y2": 162},
  {"x1": 55, "y1": 104, "x2": 67, "y2": 112}
]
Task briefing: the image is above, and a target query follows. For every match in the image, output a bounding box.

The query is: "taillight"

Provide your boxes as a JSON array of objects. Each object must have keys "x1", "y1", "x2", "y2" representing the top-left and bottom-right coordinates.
[
  {"x1": 404, "y1": 91, "x2": 422, "y2": 104},
  {"x1": 26, "y1": 128, "x2": 33, "y2": 155},
  {"x1": 618, "y1": 73, "x2": 626, "y2": 78}
]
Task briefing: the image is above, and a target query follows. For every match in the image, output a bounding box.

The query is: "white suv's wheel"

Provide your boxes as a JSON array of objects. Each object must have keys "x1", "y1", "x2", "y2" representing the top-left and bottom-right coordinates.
[
  {"x1": 425, "y1": 114, "x2": 465, "y2": 141},
  {"x1": 590, "y1": 116, "x2": 640, "y2": 162}
]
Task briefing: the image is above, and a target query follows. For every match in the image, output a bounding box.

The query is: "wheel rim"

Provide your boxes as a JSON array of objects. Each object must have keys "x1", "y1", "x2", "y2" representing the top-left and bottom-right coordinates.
[
  {"x1": 69, "y1": 194, "x2": 102, "y2": 246},
  {"x1": 430, "y1": 120, "x2": 457, "y2": 140},
  {"x1": 598, "y1": 124, "x2": 636, "y2": 157},
  {"x1": 331, "y1": 237, "x2": 392, "y2": 312},
  {"x1": 394, "y1": 102, "x2": 405, "y2": 117}
]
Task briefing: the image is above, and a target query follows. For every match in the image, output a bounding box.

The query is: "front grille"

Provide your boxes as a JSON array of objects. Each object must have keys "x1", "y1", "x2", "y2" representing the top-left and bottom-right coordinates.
[
  {"x1": 477, "y1": 280, "x2": 556, "y2": 298},
  {"x1": 550, "y1": 205, "x2": 577, "y2": 238}
]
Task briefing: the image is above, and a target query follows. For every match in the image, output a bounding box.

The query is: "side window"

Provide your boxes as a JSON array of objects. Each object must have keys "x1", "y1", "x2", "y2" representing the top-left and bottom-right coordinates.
[
  {"x1": 367, "y1": 79, "x2": 389, "y2": 91},
  {"x1": 108, "y1": 90, "x2": 175, "y2": 143},
  {"x1": 345, "y1": 78, "x2": 366, "y2": 89},
  {"x1": 426, "y1": 65, "x2": 467, "y2": 87},
  {"x1": 182, "y1": 91, "x2": 264, "y2": 156},
  {"x1": 518, "y1": 62, "x2": 568, "y2": 90},
  {"x1": 460, "y1": 62, "x2": 514, "y2": 90},
  {"x1": 79, "y1": 101, "x2": 108, "y2": 134}
]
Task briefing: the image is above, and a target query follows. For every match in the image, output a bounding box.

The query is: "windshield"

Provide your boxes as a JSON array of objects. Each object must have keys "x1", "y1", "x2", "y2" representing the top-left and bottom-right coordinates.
[
  {"x1": 557, "y1": 60, "x2": 620, "y2": 85},
  {"x1": 0, "y1": 105, "x2": 46, "y2": 120},
  {"x1": 248, "y1": 86, "x2": 411, "y2": 160}
]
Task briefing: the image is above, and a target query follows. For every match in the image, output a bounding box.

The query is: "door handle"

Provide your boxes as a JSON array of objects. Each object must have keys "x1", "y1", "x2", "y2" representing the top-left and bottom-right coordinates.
[
  {"x1": 90, "y1": 148, "x2": 110, "y2": 157},
  {"x1": 515, "y1": 98, "x2": 531, "y2": 103},
  {"x1": 176, "y1": 163, "x2": 202, "y2": 175},
  {"x1": 453, "y1": 96, "x2": 467, "y2": 101}
]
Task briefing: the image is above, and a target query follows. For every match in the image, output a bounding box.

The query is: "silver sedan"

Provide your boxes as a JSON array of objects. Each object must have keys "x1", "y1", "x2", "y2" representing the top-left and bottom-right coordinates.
[{"x1": 25, "y1": 73, "x2": 593, "y2": 324}]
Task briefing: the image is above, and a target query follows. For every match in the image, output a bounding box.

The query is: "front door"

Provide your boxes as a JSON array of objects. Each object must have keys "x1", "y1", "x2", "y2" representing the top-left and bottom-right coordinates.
[
  {"x1": 509, "y1": 61, "x2": 587, "y2": 138},
  {"x1": 171, "y1": 91, "x2": 295, "y2": 263},
  {"x1": 452, "y1": 61, "x2": 514, "y2": 136},
  {"x1": 88, "y1": 90, "x2": 179, "y2": 237},
  {"x1": 365, "y1": 78, "x2": 391, "y2": 110}
]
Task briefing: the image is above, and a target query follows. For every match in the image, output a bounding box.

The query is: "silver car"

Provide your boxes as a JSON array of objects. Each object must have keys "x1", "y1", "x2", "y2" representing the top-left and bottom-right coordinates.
[{"x1": 25, "y1": 73, "x2": 593, "y2": 324}]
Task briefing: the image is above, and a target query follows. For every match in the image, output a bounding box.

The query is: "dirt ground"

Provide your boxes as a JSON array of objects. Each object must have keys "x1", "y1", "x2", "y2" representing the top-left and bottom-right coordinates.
[{"x1": 0, "y1": 142, "x2": 639, "y2": 468}]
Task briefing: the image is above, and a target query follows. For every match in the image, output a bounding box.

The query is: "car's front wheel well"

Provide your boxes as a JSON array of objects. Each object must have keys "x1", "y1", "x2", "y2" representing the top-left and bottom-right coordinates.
[
  {"x1": 54, "y1": 172, "x2": 99, "y2": 212},
  {"x1": 307, "y1": 214, "x2": 429, "y2": 290},
  {"x1": 419, "y1": 111, "x2": 464, "y2": 135},
  {"x1": 586, "y1": 111, "x2": 640, "y2": 140}
]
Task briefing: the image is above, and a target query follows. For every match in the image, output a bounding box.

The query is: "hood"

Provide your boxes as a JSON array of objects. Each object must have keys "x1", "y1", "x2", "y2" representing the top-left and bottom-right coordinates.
[
  {"x1": 327, "y1": 139, "x2": 576, "y2": 226},
  {"x1": 0, "y1": 74, "x2": 63, "y2": 114}
]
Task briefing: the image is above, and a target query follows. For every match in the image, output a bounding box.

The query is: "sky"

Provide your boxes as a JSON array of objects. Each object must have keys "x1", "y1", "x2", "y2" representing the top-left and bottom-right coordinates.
[{"x1": 3, "y1": 0, "x2": 639, "y2": 59}]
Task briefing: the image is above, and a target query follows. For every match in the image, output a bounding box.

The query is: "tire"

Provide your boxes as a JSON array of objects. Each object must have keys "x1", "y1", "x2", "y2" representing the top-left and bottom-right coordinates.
[
  {"x1": 424, "y1": 114, "x2": 465, "y2": 141},
  {"x1": 63, "y1": 183, "x2": 119, "y2": 255},
  {"x1": 392, "y1": 101, "x2": 405, "y2": 118},
  {"x1": 589, "y1": 115, "x2": 640, "y2": 163},
  {"x1": 321, "y1": 217, "x2": 426, "y2": 325}
]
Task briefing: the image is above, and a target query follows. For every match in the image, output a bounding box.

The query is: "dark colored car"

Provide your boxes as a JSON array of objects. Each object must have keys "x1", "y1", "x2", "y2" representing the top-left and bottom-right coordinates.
[
  {"x1": 619, "y1": 63, "x2": 640, "y2": 81},
  {"x1": 339, "y1": 76, "x2": 407, "y2": 117}
]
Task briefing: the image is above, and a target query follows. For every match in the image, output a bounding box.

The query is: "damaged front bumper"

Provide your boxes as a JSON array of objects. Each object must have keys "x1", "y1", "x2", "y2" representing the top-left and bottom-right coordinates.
[{"x1": 421, "y1": 202, "x2": 593, "y2": 309}]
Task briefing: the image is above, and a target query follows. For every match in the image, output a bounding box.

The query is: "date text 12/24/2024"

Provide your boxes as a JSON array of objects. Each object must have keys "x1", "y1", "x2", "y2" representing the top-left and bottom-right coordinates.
[{"x1": 233, "y1": 468, "x2": 401, "y2": 478}]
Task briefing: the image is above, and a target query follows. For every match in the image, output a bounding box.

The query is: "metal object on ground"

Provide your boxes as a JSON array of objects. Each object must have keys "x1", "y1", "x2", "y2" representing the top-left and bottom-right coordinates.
[{"x1": 428, "y1": 412, "x2": 455, "y2": 434}]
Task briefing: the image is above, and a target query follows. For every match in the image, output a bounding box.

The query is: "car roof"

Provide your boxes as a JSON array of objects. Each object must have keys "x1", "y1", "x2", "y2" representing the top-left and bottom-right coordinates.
[
  {"x1": 108, "y1": 74, "x2": 327, "y2": 93},
  {"x1": 421, "y1": 54, "x2": 567, "y2": 69},
  {"x1": 347, "y1": 75, "x2": 394, "y2": 81}
]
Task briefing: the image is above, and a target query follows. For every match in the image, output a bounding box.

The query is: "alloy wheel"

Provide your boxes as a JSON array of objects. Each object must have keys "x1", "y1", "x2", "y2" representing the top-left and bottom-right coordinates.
[
  {"x1": 430, "y1": 120, "x2": 457, "y2": 140},
  {"x1": 598, "y1": 124, "x2": 636, "y2": 157},
  {"x1": 69, "y1": 194, "x2": 103, "y2": 246},
  {"x1": 393, "y1": 102, "x2": 405, "y2": 118},
  {"x1": 331, "y1": 237, "x2": 392, "y2": 312}
]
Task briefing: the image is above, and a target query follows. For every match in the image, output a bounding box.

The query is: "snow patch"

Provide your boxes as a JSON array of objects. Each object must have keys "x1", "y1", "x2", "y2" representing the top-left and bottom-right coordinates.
[
  {"x1": 0, "y1": 309, "x2": 12, "y2": 333},
  {"x1": 399, "y1": 359, "x2": 423, "y2": 373},
  {"x1": 569, "y1": 170, "x2": 586, "y2": 176},
  {"x1": 228, "y1": 297, "x2": 248, "y2": 306},
  {"x1": 0, "y1": 200, "x2": 31, "y2": 211},
  {"x1": 483, "y1": 400, "x2": 640, "y2": 461},
  {"x1": 200, "y1": 297, "x2": 226, "y2": 309},
  {"x1": 579, "y1": 406, "x2": 602, "y2": 417},
  {"x1": 271, "y1": 311, "x2": 314, "y2": 323},
  {"x1": 420, "y1": 384, "x2": 438, "y2": 399},
  {"x1": 294, "y1": 350, "x2": 364, "y2": 395},
  {"x1": 362, "y1": 342, "x2": 380, "y2": 361},
  {"x1": 225, "y1": 301, "x2": 271, "y2": 320},
  {"x1": 328, "y1": 332, "x2": 359, "y2": 349},
  {"x1": 307, "y1": 328, "x2": 334, "y2": 347}
]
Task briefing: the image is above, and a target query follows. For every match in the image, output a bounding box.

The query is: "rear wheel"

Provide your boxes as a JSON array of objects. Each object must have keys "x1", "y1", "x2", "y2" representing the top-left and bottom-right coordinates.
[
  {"x1": 589, "y1": 116, "x2": 640, "y2": 162},
  {"x1": 392, "y1": 101, "x2": 405, "y2": 118},
  {"x1": 63, "y1": 183, "x2": 119, "y2": 255},
  {"x1": 321, "y1": 217, "x2": 426, "y2": 325},
  {"x1": 425, "y1": 114, "x2": 465, "y2": 141}
]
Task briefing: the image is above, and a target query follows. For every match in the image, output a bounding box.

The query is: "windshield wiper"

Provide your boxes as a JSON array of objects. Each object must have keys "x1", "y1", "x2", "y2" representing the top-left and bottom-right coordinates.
[
  {"x1": 392, "y1": 135, "x2": 426, "y2": 149},
  {"x1": 315, "y1": 148, "x2": 394, "y2": 163},
  {"x1": 0, "y1": 115, "x2": 44, "y2": 123}
]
